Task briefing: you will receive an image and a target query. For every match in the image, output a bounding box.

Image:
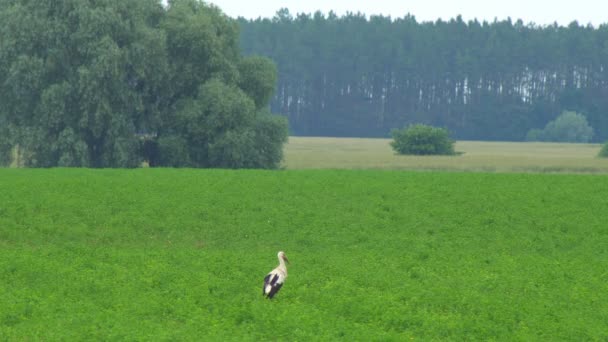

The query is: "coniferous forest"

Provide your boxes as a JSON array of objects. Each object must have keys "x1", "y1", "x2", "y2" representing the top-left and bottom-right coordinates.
[{"x1": 239, "y1": 10, "x2": 608, "y2": 141}]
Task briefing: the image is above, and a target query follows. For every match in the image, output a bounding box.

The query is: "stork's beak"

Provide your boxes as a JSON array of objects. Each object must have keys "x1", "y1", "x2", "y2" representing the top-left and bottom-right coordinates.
[{"x1": 283, "y1": 255, "x2": 290, "y2": 264}]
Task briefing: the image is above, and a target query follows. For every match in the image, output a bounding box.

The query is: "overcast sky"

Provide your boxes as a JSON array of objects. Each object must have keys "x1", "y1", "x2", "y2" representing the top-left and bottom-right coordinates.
[{"x1": 206, "y1": 0, "x2": 607, "y2": 26}]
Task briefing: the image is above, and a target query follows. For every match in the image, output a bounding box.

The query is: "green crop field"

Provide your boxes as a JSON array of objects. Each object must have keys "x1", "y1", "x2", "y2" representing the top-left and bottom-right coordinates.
[
  {"x1": 283, "y1": 137, "x2": 608, "y2": 173},
  {"x1": 1, "y1": 168, "x2": 607, "y2": 340}
]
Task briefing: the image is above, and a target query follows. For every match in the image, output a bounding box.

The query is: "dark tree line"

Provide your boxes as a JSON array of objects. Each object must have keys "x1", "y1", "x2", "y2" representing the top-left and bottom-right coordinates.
[
  {"x1": 0, "y1": 0, "x2": 287, "y2": 168},
  {"x1": 238, "y1": 10, "x2": 608, "y2": 141}
]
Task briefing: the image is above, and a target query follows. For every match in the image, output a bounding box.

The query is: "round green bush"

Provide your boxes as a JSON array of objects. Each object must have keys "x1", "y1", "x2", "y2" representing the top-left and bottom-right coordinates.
[
  {"x1": 526, "y1": 111, "x2": 594, "y2": 143},
  {"x1": 390, "y1": 124, "x2": 455, "y2": 155}
]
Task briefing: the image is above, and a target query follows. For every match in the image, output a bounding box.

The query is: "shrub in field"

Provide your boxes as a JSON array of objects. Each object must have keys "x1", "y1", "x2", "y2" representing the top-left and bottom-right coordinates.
[
  {"x1": 390, "y1": 124, "x2": 455, "y2": 155},
  {"x1": 598, "y1": 141, "x2": 608, "y2": 158},
  {"x1": 526, "y1": 111, "x2": 594, "y2": 143}
]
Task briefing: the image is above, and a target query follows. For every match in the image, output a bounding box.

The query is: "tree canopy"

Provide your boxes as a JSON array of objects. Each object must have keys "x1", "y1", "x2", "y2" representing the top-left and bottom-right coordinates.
[
  {"x1": 526, "y1": 111, "x2": 594, "y2": 143},
  {"x1": 0, "y1": 0, "x2": 287, "y2": 168},
  {"x1": 239, "y1": 11, "x2": 608, "y2": 142}
]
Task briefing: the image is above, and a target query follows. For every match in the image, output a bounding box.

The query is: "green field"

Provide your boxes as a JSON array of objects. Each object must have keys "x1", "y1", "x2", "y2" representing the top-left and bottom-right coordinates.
[
  {"x1": 1, "y1": 168, "x2": 607, "y2": 340},
  {"x1": 284, "y1": 137, "x2": 608, "y2": 173}
]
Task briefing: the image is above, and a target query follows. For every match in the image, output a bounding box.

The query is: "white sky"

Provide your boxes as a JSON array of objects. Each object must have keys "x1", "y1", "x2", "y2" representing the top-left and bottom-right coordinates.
[{"x1": 207, "y1": 0, "x2": 607, "y2": 26}]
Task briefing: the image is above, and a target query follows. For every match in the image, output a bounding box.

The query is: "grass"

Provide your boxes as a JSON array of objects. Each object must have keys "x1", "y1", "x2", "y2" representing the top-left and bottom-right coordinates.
[
  {"x1": 1, "y1": 168, "x2": 607, "y2": 340},
  {"x1": 283, "y1": 137, "x2": 608, "y2": 173}
]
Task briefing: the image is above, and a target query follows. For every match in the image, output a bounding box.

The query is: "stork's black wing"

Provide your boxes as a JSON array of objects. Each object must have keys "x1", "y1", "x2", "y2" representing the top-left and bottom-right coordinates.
[
  {"x1": 267, "y1": 282, "x2": 283, "y2": 299},
  {"x1": 263, "y1": 274, "x2": 272, "y2": 295},
  {"x1": 263, "y1": 273, "x2": 282, "y2": 298}
]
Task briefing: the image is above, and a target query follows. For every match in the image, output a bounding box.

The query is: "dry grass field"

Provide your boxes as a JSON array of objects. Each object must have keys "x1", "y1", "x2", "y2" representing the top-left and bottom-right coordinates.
[{"x1": 283, "y1": 137, "x2": 608, "y2": 173}]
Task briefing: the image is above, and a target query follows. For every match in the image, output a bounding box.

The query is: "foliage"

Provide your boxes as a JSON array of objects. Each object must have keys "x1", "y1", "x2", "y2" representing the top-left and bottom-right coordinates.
[
  {"x1": 170, "y1": 78, "x2": 256, "y2": 167},
  {"x1": 248, "y1": 113, "x2": 289, "y2": 168},
  {"x1": 204, "y1": 113, "x2": 288, "y2": 169},
  {"x1": 0, "y1": 169, "x2": 607, "y2": 340},
  {"x1": 525, "y1": 128, "x2": 544, "y2": 142},
  {"x1": 154, "y1": 135, "x2": 191, "y2": 167},
  {"x1": 0, "y1": 1, "x2": 164, "y2": 167},
  {"x1": 239, "y1": 13, "x2": 608, "y2": 141},
  {"x1": 0, "y1": 0, "x2": 287, "y2": 168},
  {"x1": 0, "y1": 123, "x2": 11, "y2": 166},
  {"x1": 598, "y1": 141, "x2": 608, "y2": 158},
  {"x1": 0, "y1": 144, "x2": 10, "y2": 167},
  {"x1": 238, "y1": 56, "x2": 278, "y2": 110},
  {"x1": 526, "y1": 111, "x2": 594, "y2": 143},
  {"x1": 390, "y1": 124, "x2": 455, "y2": 155}
]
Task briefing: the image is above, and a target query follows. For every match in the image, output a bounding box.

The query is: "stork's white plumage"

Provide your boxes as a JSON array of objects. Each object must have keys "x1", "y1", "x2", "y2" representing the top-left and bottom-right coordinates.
[{"x1": 263, "y1": 251, "x2": 289, "y2": 299}]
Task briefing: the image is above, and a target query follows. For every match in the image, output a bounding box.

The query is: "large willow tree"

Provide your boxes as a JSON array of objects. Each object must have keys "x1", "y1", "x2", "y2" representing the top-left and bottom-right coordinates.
[{"x1": 0, "y1": 0, "x2": 287, "y2": 168}]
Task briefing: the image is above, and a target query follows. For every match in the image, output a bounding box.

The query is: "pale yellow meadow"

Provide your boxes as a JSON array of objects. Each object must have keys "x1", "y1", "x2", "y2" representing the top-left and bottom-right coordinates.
[{"x1": 283, "y1": 136, "x2": 608, "y2": 173}]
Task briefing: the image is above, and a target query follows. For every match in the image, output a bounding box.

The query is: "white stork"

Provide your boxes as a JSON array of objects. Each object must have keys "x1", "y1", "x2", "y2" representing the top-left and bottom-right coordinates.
[{"x1": 263, "y1": 251, "x2": 289, "y2": 299}]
